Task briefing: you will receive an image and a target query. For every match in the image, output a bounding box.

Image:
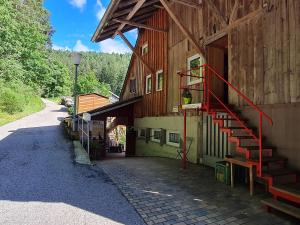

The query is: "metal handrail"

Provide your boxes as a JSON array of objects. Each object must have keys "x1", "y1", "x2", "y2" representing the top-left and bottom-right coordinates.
[
  {"x1": 177, "y1": 64, "x2": 273, "y2": 177},
  {"x1": 203, "y1": 64, "x2": 273, "y2": 177}
]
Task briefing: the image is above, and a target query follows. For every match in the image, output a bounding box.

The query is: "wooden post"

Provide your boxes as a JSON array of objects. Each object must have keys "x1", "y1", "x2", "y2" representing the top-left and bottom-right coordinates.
[
  {"x1": 117, "y1": 31, "x2": 156, "y2": 75},
  {"x1": 182, "y1": 109, "x2": 187, "y2": 169},
  {"x1": 159, "y1": 0, "x2": 206, "y2": 59}
]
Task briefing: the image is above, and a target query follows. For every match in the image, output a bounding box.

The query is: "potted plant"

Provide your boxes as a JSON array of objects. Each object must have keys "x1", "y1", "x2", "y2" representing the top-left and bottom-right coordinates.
[{"x1": 182, "y1": 88, "x2": 192, "y2": 104}]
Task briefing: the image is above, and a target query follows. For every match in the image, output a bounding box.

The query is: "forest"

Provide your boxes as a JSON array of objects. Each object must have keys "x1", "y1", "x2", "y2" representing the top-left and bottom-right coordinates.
[{"x1": 0, "y1": 0, "x2": 131, "y2": 124}]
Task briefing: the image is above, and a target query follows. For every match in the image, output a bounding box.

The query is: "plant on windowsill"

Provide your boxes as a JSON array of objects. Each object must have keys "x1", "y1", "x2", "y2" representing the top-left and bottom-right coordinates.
[{"x1": 182, "y1": 88, "x2": 192, "y2": 104}]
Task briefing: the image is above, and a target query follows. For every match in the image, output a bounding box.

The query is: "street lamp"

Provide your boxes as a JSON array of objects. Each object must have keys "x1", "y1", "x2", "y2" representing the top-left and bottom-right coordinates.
[{"x1": 72, "y1": 52, "x2": 82, "y2": 131}]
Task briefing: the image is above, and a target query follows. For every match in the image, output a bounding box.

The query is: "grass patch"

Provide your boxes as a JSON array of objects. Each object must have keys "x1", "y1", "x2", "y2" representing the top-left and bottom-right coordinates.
[
  {"x1": 47, "y1": 97, "x2": 62, "y2": 104},
  {"x1": 0, "y1": 95, "x2": 45, "y2": 126}
]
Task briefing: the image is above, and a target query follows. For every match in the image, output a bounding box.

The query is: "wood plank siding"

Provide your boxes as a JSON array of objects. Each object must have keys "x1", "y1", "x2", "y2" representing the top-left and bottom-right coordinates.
[
  {"x1": 122, "y1": 9, "x2": 168, "y2": 118},
  {"x1": 122, "y1": 0, "x2": 300, "y2": 111},
  {"x1": 77, "y1": 94, "x2": 109, "y2": 114}
]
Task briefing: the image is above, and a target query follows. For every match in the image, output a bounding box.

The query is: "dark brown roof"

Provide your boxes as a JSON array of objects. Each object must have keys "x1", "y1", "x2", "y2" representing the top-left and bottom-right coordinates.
[{"x1": 92, "y1": 0, "x2": 161, "y2": 42}]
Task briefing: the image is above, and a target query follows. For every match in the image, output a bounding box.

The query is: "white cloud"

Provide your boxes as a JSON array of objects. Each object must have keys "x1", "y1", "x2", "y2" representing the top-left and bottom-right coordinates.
[
  {"x1": 52, "y1": 44, "x2": 71, "y2": 51},
  {"x1": 70, "y1": 0, "x2": 87, "y2": 9},
  {"x1": 73, "y1": 40, "x2": 90, "y2": 52},
  {"x1": 96, "y1": 0, "x2": 106, "y2": 21},
  {"x1": 99, "y1": 39, "x2": 131, "y2": 54}
]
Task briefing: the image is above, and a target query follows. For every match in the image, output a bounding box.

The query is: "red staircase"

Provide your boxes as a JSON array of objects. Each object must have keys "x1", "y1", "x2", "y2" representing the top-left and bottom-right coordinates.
[{"x1": 178, "y1": 64, "x2": 300, "y2": 217}]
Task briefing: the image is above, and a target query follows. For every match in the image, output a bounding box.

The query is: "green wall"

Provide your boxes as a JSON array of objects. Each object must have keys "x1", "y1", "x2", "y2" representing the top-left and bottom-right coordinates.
[{"x1": 134, "y1": 115, "x2": 203, "y2": 163}]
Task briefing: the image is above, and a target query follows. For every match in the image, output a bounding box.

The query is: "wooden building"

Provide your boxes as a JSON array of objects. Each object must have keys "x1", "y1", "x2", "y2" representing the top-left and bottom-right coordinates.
[
  {"x1": 76, "y1": 93, "x2": 110, "y2": 114},
  {"x1": 92, "y1": 0, "x2": 300, "y2": 216}
]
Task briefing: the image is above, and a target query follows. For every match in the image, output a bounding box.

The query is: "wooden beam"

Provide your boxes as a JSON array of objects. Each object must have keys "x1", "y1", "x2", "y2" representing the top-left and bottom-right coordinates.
[
  {"x1": 114, "y1": 0, "x2": 146, "y2": 37},
  {"x1": 206, "y1": 0, "x2": 228, "y2": 27},
  {"x1": 229, "y1": 0, "x2": 239, "y2": 24},
  {"x1": 159, "y1": 0, "x2": 205, "y2": 58},
  {"x1": 172, "y1": 0, "x2": 202, "y2": 9},
  {"x1": 117, "y1": 31, "x2": 156, "y2": 76},
  {"x1": 204, "y1": 8, "x2": 263, "y2": 45},
  {"x1": 114, "y1": 19, "x2": 167, "y2": 33}
]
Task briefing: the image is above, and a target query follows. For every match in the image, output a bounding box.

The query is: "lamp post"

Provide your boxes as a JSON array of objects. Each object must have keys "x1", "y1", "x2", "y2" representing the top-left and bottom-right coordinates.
[{"x1": 72, "y1": 52, "x2": 82, "y2": 131}]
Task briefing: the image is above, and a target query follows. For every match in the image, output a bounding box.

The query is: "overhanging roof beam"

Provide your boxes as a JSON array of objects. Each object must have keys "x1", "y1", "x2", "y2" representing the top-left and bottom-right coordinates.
[
  {"x1": 113, "y1": 0, "x2": 146, "y2": 37},
  {"x1": 114, "y1": 19, "x2": 167, "y2": 33}
]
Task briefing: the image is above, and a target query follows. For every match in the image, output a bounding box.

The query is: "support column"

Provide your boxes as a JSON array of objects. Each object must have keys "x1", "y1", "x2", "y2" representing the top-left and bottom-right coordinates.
[{"x1": 182, "y1": 109, "x2": 187, "y2": 169}]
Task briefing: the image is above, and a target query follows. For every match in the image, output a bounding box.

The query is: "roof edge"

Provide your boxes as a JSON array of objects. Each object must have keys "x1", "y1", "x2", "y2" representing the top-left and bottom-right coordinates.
[{"x1": 91, "y1": 0, "x2": 121, "y2": 43}]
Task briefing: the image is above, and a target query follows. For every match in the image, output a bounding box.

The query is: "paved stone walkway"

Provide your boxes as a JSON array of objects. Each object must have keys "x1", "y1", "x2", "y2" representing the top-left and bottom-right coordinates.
[{"x1": 97, "y1": 157, "x2": 298, "y2": 225}]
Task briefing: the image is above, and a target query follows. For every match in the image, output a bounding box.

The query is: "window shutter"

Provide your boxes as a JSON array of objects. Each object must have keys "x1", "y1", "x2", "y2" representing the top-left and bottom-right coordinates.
[
  {"x1": 160, "y1": 129, "x2": 166, "y2": 146},
  {"x1": 145, "y1": 128, "x2": 151, "y2": 143}
]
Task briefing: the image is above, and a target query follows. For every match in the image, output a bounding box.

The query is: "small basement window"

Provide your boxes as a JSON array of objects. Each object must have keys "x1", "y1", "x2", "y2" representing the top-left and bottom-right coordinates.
[
  {"x1": 187, "y1": 54, "x2": 205, "y2": 85},
  {"x1": 138, "y1": 128, "x2": 146, "y2": 138},
  {"x1": 156, "y1": 70, "x2": 163, "y2": 91},
  {"x1": 151, "y1": 129, "x2": 161, "y2": 143},
  {"x1": 129, "y1": 78, "x2": 136, "y2": 93},
  {"x1": 141, "y1": 43, "x2": 148, "y2": 55},
  {"x1": 167, "y1": 131, "x2": 180, "y2": 147},
  {"x1": 145, "y1": 74, "x2": 152, "y2": 94}
]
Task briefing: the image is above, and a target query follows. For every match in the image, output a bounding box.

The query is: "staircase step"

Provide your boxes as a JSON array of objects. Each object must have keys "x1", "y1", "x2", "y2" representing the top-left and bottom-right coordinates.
[
  {"x1": 251, "y1": 156, "x2": 288, "y2": 163},
  {"x1": 264, "y1": 169, "x2": 296, "y2": 177},
  {"x1": 231, "y1": 135, "x2": 255, "y2": 139},
  {"x1": 262, "y1": 198, "x2": 300, "y2": 219}
]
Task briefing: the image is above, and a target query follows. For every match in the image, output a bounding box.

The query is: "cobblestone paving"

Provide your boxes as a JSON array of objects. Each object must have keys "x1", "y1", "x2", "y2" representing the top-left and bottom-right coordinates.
[{"x1": 97, "y1": 157, "x2": 299, "y2": 225}]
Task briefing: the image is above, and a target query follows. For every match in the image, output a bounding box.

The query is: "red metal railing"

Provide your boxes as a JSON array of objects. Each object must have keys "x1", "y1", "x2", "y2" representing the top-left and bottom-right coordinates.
[{"x1": 178, "y1": 64, "x2": 273, "y2": 176}]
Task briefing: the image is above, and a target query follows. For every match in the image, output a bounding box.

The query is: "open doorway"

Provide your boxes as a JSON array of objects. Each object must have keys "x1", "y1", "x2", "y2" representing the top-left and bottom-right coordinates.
[{"x1": 207, "y1": 36, "x2": 229, "y2": 104}]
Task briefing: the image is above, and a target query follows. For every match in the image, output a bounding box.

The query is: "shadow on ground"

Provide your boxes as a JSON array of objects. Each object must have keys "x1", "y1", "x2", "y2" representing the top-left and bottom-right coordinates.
[{"x1": 0, "y1": 125, "x2": 144, "y2": 225}]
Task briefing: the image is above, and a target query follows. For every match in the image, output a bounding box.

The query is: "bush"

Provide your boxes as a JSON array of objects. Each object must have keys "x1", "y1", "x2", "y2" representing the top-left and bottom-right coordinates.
[
  {"x1": 67, "y1": 106, "x2": 74, "y2": 116},
  {"x1": 0, "y1": 88, "x2": 24, "y2": 114},
  {"x1": 0, "y1": 80, "x2": 41, "y2": 114}
]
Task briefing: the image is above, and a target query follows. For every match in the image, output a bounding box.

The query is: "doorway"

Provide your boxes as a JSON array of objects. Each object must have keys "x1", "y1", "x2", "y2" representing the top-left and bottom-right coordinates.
[{"x1": 207, "y1": 36, "x2": 229, "y2": 104}]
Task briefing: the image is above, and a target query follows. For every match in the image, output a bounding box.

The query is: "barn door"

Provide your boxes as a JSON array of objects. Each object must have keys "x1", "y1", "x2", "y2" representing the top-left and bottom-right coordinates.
[{"x1": 207, "y1": 36, "x2": 228, "y2": 104}]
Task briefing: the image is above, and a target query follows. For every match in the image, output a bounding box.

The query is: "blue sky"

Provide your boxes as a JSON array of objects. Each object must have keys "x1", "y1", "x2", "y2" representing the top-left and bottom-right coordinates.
[{"x1": 44, "y1": 0, "x2": 137, "y2": 53}]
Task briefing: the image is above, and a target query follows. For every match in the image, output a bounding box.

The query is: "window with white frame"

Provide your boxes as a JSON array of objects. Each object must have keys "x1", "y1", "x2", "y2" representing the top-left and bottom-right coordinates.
[
  {"x1": 151, "y1": 129, "x2": 161, "y2": 143},
  {"x1": 167, "y1": 131, "x2": 180, "y2": 147},
  {"x1": 156, "y1": 70, "x2": 163, "y2": 91},
  {"x1": 145, "y1": 74, "x2": 152, "y2": 94},
  {"x1": 138, "y1": 128, "x2": 146, "y2": 138},
  {"x1": 187, "y1": 54, "x2": 205, "y2": 85},
  {"x1": 141, "y1": 43, "x2": 148, "y2": 55},
  {"x1": 129, "y1": 78, "x2": 136, "y2": 93}
]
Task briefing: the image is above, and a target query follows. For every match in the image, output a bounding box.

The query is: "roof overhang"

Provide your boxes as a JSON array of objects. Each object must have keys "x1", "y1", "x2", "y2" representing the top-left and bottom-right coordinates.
[
  {"x1": 86, "y1": 96, "x2": 142, "y2": 118},
  {"x1": 92, "y1": 0, "x2": 162, "y2": 42}
]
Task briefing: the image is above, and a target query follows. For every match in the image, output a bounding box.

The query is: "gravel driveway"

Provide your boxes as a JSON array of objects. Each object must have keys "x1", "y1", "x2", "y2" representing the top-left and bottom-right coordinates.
[{"x1": 0, "y1": 99, "x2": 145, "y2": 225}]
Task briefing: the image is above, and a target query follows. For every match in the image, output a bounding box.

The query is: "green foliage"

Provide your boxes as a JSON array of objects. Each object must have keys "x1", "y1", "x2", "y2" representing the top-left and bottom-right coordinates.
[
  {"x1": 67, "y1": 106, "x2": 74, "y2": 116},
  {"x1": 0, "y1": 0, "x2": 130, "y2": 107},
  {"x1": 50, "y1": 51, "x2": 131, "y2": 96},
  {"x1": 76, "y1": 72, "x2": 110, "y2": 96},
  {"x1": 0, "y1": 80, "x2": 44, "y2": 125}
]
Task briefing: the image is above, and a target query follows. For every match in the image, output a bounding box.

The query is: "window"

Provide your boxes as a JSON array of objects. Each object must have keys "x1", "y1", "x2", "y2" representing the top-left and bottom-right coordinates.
[
  {"x1": 167, "y1": 131, "x2": 180, "y2": 147},
  {"x1": 187, "y1": 54, "x2": 205, "y2": 85},
  {"x1": 129, "y1": 78, "x2": 136, "y2": 93},
  {"x1": 156, "y1": 70, "x2": 163, "y2": 91},
  {"x1": 138, "y1": 128, "x2": 146, "y2": 138},
  {"x1": 141, "y1": 43, "x2": 148, "y2": 55},
  {"x1": 151, "y1": 129, "x2": 161, "y2": 143},
  {"x1": 145, "y1": 74, "x2": 152, "y2": 94}
]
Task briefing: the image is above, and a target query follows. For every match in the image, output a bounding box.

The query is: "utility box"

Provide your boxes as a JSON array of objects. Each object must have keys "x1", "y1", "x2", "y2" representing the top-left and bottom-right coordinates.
[{"x1": 215, "y1": 161, "x2": 231, "y2": 185}]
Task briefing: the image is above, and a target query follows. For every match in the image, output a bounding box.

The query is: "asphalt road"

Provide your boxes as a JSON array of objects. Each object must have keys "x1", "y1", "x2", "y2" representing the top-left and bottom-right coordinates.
[{"x1": 0, "y1": 100, "x2": 145, "y2": 225}]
